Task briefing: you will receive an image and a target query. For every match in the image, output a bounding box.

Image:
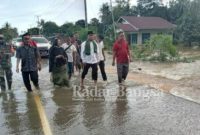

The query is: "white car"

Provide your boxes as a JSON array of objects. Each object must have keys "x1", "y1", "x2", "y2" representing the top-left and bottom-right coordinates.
[
  {"x1": 12, "y1": 37, "x2": 22, "y2": 49},
  {"x1": 31, "y1": 36, "x2": 51, "y2": 57}
]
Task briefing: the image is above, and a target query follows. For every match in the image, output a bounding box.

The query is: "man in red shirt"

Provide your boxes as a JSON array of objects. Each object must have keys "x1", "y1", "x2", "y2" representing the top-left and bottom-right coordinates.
[{"x1": 112, "y1": 31, "x2": 132, "y2": 85}]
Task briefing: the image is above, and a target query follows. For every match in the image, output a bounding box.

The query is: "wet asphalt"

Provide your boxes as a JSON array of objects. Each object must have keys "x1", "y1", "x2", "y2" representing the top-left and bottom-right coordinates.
[{"x1": 0, "y1": 58, "x2": 200, "y2": 135}]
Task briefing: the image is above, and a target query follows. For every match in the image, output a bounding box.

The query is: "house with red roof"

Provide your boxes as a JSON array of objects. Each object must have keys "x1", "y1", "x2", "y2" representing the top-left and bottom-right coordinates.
[{"x1": 117, "y1": 16, "x2": 176, "y2": 45}]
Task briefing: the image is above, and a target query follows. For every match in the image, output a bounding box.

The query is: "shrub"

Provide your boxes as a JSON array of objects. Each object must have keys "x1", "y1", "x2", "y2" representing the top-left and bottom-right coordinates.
[{"x1": 134, "y1": 34, "x2": 178, "y2": 62}]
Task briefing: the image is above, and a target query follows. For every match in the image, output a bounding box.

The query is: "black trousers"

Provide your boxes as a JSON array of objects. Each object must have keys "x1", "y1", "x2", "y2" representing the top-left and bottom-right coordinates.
[
  {"x1": 81, "y1": 63, "x2": 98, "y2": 81},
  {"x1": 99, "y1": 61, "x2": 107, "y2": 81},
  {"x1": 22, "y1": 71, "x2": 39, "y2": 91}
]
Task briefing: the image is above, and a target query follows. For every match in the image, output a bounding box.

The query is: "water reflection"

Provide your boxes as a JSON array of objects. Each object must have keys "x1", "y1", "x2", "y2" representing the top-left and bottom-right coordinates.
[
  {"x1": 82, "y1": 87, "x2": 106, "y2": 131},
  {"x1": 1, "y1": 92, "x2": 21, "y2": 134},
  {"x1": 52, "y1": 88, "x2": 77, "y2": 129},
  {"x1": 24, "y1": 93, "x2": 42, "y2": 134},
  {"x1": 112, "y1": 86, "x2": 129, "y2": 135}
]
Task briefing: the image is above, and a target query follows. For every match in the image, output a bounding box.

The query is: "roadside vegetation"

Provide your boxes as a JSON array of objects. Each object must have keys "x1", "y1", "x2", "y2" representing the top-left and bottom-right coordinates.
[
  {"x1": 1, "y1": 0, "x2": 200, "y2": 61},
  {"x1": 132, "y1": 35, "x2": 200, "y2": 62}
]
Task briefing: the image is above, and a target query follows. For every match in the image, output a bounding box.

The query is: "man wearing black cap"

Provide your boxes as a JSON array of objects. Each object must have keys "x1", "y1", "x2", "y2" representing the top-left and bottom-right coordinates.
[
  {"x1": 16, "y1": 33, "x2": 41, "y2": 92},
  {"x1": 80, "y1": 31, "x2": 99, "y2": 87}
]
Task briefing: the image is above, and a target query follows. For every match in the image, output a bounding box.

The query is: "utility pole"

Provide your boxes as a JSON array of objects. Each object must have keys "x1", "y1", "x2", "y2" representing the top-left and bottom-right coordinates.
[
  {"x1": 36, "y1": 15, "x2": 40, "y2": 34},
  {"x1": 110, "y1": 0, "x2": 116, "y2": 39},
  {"x1": 84, "y1": 0, "x2": 88, "y2": 30}
]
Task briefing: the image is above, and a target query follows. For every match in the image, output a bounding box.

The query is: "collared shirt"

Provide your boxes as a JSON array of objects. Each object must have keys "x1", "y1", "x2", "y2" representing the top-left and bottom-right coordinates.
[
  {"x1": 98, "y1": 41, "x2": 105, "y2": 61},
  {"x1": 62, "y1": 43, "x2": 77, "y2": 62},
  {"x1": 81, "y1": 41, "x2": 99, "y2": 64},
  {"x1": 16, "y1": 45, "x2": 40, "y2": 72},
  {"x1": 113, "y1": 39, "x2": 129, "y2": 64}
]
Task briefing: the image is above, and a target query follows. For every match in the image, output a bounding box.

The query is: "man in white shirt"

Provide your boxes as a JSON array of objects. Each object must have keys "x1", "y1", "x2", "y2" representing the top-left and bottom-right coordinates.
[
  {"x1": 97, "y1": 35, "x2": 107, "y2": 81},
  {"x1": 81, "y1": 31, "x2": 99, "y2": 87},
  {"x1": 62, "y1": 37, "x2": 76, "y2": 80}
]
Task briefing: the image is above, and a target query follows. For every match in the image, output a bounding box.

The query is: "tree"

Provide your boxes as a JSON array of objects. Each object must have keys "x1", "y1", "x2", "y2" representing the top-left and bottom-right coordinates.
[
  {"x1": 75, "y1": 19, "x2": 85, "y2": 28},
  {"x1": 113, "y1": 0, "x2": 133, "y2": 20},
  {"x1": 42, "y1": 21, "x2": 59, "y2": 36},
  {"x1": 28, "y1": 27, "x2": 39, "y2": 35},
  {"x1": 60, "y1": 22, "x2": 74, "y2": 35},
  {"x1": 136, "y1": 0, "x2": 167, "y2": 18},
  {"x1": 178, "y1": 0, "x2": 200, "y2": 46},
  {"x1": 90, "y1": 18, "x2": 100, "y2": 26},
  {"x1": 0, "y1": 22, "x2": 18, "y2": 42},
  {"x1": 100, "y1": 3, "x2": 112, "y2": 26},
  {"x1": 167, "y1": 0, "x2": 190, "y2": 23}
]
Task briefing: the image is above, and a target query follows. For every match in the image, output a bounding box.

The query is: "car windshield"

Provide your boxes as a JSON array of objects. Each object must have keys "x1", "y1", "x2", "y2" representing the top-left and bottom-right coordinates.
[{"x1": 32, "y1": 37, "x2": 48, "y2": 43}]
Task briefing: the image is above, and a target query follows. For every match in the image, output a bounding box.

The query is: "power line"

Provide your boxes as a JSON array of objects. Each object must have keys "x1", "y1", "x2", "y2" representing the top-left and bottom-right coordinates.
[
  {"x1": 48, "y1": 0, "x2": 76, "y2": 21},
  {"x1": 110, "y1": 0, "x2": 116, "y2": 39}
]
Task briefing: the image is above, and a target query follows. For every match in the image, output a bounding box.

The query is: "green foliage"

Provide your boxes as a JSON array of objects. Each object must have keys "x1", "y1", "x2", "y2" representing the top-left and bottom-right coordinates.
[
  {"x1": 90, "y1": 18, "x2": 100, "y2": 26},
  {"x1": 136, "y1": 0, "x2": 168, "y2": 20},
  {"x1": 42, "y1": 21, "x2": 59, "y2": 37},
  {"x1": 28, "y1": 27, "x2": 39, "y2": 35},
  {"x1": 104, "y1": 37, "x2": 115, "y2": 50},
  {"x1": 113, "y1": 0, "x2": 132, "y2": 20},
  {"x1": 100, "y1": 3, "x2": 112, "y2": 26},
  {"x1": 60, "y1": 22, "x2": 74, "y2": 36},
  {"x1": 78, "y1": 26, "x2": 97, "y2": 41},
  {"x1": 133, "y1": 35, "x2": 178, "y2": 62},
  {"x1": 0, "y1": 22, "x2": 18, "y2": 42},
  {"x1": 75, "y1": 20, "x2": 85, "y2": 28},
  {"x1": 177, "y1": 0, "x2": 200, "y2": 46}
]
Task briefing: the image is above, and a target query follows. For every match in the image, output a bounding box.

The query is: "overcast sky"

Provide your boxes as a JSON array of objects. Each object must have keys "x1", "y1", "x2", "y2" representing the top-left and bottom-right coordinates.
[{"x1": 0, "y1": 0, "x2": 169, "y2": 33}]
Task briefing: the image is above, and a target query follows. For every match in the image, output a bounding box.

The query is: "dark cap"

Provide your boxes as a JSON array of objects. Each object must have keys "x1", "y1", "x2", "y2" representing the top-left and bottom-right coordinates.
[
  {"x1": 22, "y1": 32, "x2": 30, "y2": 38},
  {"x1": 88, "y1": 31, "x2": 94, "y2": 35}
]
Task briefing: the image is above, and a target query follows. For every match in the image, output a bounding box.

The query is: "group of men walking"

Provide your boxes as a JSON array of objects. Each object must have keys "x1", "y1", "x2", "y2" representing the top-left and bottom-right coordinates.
[{"x1": 0, "y1": 30, "x2": 132, "y2": 92}]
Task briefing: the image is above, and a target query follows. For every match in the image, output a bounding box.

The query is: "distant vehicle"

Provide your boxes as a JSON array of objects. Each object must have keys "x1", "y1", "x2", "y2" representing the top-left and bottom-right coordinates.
[
  {"x1": 31, "y1": 36, "x2": 51, "y2": 57},
  {"x1": 12, "y1": 36, "x2": 51, "y2": 57},
  {"x1": 12, "y1": 37, "x2": 22, "y2": 49}
]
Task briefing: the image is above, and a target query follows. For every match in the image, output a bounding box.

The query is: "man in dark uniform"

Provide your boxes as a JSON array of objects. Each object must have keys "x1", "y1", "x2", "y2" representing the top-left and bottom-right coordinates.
[
  {"x1": 16, "y1": 33, "x2": 41, "y2": 92},
  {"x1": 0, "y1": 34, "x2": 14, "y2": 91}
]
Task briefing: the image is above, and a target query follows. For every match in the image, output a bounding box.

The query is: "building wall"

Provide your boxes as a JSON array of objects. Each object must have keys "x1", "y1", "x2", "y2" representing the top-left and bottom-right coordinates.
[{"x1": 128, "y1": 29, "x2": 173, "y2": 45}]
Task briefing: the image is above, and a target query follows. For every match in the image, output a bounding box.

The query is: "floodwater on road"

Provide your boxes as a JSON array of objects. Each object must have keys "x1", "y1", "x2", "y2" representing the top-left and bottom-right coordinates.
[{"x1": 0, "y1": 57, "x2": 200, "y2": 135}]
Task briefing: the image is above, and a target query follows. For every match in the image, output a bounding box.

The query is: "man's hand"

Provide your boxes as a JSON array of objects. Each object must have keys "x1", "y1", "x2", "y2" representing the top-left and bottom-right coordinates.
[
  {"x1": 112, "y1": 61, "x2": 115, "y2": 66},
  {"x1": 16, "y1": 67, "x2": 19, "y2": 73}
]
